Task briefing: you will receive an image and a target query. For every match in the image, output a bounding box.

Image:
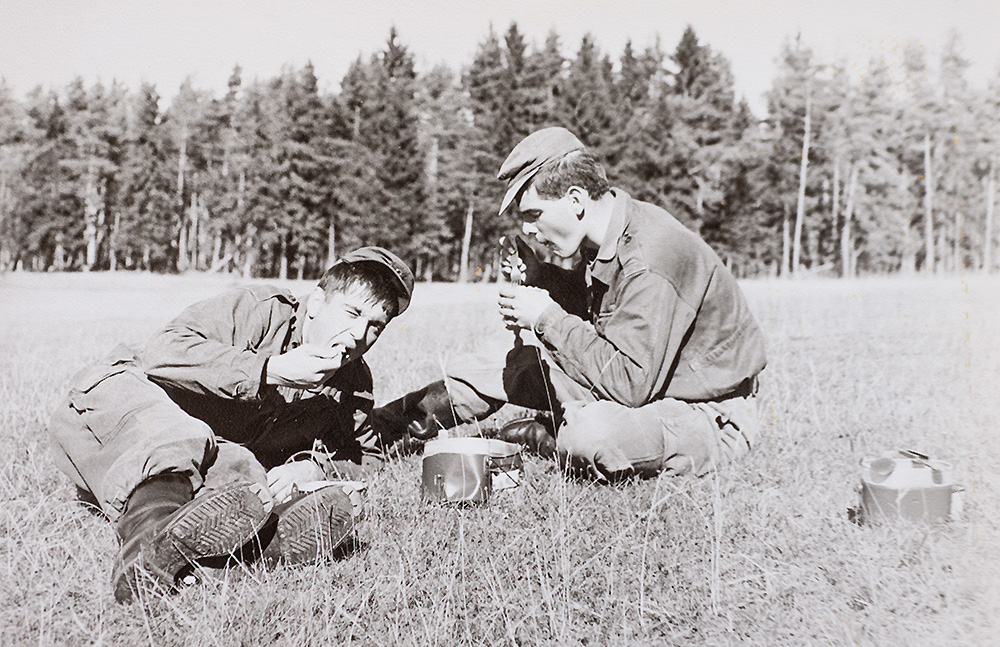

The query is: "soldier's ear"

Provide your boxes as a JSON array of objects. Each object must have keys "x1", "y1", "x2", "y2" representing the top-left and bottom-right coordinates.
[{"x1": 566, "y1": 186, "x2": 587, "y2": 218}]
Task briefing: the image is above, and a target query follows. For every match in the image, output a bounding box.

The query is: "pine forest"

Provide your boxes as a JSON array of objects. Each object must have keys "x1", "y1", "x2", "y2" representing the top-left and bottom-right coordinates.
[{"x1": 1, "y1": 25, "x2": 997, "y2": 281}]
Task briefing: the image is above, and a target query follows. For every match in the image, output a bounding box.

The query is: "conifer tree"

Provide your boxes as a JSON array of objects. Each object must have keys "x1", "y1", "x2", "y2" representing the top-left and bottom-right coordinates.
[
  {"x1": 415, "y1": 64, "x2": 478, "y2": 279},
  {"x1": 899, "y1": 42, "x2": 942, "y2": 273},
  {"x1": 164, "y1": 78, "x2": 214, "y2": 271},
  {"x1": 974, "y1": 67, "x2": 1000, "y2": 273},
  {"x1": 935, "y1": 32, "x2": 978, "y2": 272},
  {"x1": 764, "y1": 37, "x2": 822, "y2": 275},
  {"x1": 463, "y1": 27, "x2": 521, "y2": 278},
  {"x1": 56, "y1": 78, "x2": 128, "y2": 270},
  {"x1": 340, "y1": 28, "x2": 427, "y2": 272},
  {"x1": 197, "y1": 66, "x2": 253, "y2": 273},
  {"x1": 607, "y1": 38, "x2": 665, "y2": 184},
  {"x1": 843, "y1": 57, "x2": 915, "y2": 274},
  {"x1": 18, "y1": 87, "x2": 79, "y2": 270},
  {"x1": 314, "y1": 88, "x2": 387, "y2": 272},
  {"x1": 466, "y1": 27, "x2": 516, "y2": 158},
  {"x1": 670, "y1": 28, "x2": 744, "y2": 239},
  {"x1": 282, "y1": 62, "x2": 334, "y2": 279},
  {"x1": 113, "y1": 83, "x2": 175, "y2": 271},
  {"x1": 520, "y1": 30, "x2": 565, "y2": 131},
  {"x1": 558, "y1": 34, "x2": 616, "y2": 155},
  {"x1": 0, "y1": 80, "x2": 40, "y2": 269}
]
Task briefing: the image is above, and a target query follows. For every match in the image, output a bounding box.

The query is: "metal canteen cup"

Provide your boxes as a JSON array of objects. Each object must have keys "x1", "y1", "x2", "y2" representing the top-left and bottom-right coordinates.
[{"x1": 421, "y1": 438, "x2": 524, "y2": 504}]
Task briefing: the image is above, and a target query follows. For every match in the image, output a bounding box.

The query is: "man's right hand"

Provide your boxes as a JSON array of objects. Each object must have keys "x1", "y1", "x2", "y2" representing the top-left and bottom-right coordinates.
[
  {"x1": 501, "y1": 235, "x2": 542, "y2": 286},
  {"x1": 265, "y1": 344, "x2": 347, "y2": 389}
]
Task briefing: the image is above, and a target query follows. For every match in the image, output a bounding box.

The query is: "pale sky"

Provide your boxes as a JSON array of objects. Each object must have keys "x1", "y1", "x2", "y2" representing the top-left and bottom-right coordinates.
[{"x1": 1, "y1": 0, "x2": 998, "y2": 116}]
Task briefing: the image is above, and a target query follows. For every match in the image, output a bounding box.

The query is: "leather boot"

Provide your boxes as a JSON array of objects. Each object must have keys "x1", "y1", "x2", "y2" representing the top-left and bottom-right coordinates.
[
  {"x1": 111, "y1": 473, "x2": 269, "y2": 603},
  {"x1": 497, "y1": 412, "x2": 557, "y2": 458},
  {"x1": 260, "y1": 485, "x2": 355, "y2": 565},
  {"x1": 371, "y1": 380, "x2": 460, "y2": 443}
]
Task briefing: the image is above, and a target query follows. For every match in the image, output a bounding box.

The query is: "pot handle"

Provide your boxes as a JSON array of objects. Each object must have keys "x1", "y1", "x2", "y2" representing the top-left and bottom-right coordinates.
[{"x1": 950, "y1": 484, "x2": 965, "y2": 520}]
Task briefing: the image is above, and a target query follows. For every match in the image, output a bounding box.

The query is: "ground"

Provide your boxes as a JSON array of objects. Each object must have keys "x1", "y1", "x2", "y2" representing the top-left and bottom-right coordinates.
[{"x1": 0, "y1": 271, "x2": 997, "y2": 646}]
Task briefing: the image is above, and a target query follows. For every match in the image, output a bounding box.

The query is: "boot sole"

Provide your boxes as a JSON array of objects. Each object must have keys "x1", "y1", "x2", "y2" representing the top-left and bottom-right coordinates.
[
  {"x1": 268, "y1": 486, "x2": 355, "y2": 564},
  {"x1": 113, "y1": 483, "x2": 268, "y2": 602}
]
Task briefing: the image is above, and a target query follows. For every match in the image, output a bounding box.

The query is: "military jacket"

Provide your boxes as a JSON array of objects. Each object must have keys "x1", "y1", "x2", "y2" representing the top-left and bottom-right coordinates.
[
  {"x1": 140, "y1": 285, "x2": 380, "y2": 470},
  {"x1": 533, "y1": 189, "x2": 767, "y2": 405}
]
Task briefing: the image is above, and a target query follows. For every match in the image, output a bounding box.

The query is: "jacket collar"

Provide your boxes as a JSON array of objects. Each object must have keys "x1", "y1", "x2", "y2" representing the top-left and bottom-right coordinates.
[{"x1": 590, "y1": 188, "x2": 630, "y2": 284}]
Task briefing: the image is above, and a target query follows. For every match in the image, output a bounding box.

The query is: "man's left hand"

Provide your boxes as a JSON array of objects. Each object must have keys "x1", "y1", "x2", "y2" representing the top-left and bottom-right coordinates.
[{"x1": 498, "y1": 284, "x2": 555, "y2": 332}]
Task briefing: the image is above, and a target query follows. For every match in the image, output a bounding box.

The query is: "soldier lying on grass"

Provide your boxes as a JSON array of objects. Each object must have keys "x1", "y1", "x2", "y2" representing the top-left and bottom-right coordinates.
[
  {"x1": 48, "y1": 247, "x2": 413, "y2": 603},
  {"x1": 374, "y1": 127, "x2": 767, "y2": 482}
]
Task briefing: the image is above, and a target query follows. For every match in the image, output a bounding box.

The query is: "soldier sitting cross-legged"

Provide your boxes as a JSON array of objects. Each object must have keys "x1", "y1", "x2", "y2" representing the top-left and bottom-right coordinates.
[{"x1": 373, "y1": 128, "x2": 767, "y2": 482}]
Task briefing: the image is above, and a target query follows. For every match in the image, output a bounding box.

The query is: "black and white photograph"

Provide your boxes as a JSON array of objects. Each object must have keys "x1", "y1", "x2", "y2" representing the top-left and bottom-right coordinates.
[{"x1": 1, "y1": 1, "x2": 998, "y2": 644}]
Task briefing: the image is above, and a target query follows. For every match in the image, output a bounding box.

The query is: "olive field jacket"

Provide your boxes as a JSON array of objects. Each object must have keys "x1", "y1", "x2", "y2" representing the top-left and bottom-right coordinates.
[
  {"x1": 532, "y1": 189, "x2": 767, "y2": 405},
  {"x1": 141, "y1": 285, "x2": 381, "y2": 472}
]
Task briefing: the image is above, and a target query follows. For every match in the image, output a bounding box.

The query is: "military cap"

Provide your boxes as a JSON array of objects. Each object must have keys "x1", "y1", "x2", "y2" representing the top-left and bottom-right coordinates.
[
  {"x1": 496, "y1": 127, "x2": 585, "y2": 215},
  {"x1": 335, "y1": 246, "x2": 414, "y2": 315}
]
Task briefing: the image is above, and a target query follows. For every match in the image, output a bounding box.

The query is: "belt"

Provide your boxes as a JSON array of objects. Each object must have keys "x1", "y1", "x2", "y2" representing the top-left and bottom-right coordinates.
[{"x1": 715, "y1": 375, "x2": 759, "y2": 402}]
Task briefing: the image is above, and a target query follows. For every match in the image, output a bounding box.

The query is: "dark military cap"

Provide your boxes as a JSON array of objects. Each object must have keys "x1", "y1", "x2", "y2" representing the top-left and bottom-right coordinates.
[
  {"x1": 336, "y1": 246, "x2": 414, "y2": 315},
  {"x1": 496, "y1": 127, "x2": 585, "y2": 216}
]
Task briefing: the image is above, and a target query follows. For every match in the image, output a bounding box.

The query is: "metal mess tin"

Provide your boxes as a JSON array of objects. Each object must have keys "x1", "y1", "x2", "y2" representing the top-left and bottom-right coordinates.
[
  {"x1": 421, "y1": 438, "x2": 523, "y2": 504},
  {"x1": 859, "y1": 450, "x2": 962, "y2": 524}
]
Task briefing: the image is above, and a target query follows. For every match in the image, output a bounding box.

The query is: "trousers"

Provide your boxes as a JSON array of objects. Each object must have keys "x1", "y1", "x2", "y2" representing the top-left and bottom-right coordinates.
[
  {"x1": 49, "y1": 346, "x2": 311, "y2": 522},
  {"x1": 443, "y1": 337, "x2": 761, "y2": 480}
]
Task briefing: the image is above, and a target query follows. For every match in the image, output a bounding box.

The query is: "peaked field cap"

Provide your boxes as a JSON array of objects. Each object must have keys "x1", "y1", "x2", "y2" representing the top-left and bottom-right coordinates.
[
  {"x1": 335, "y1": 246, "x2": 414, "y2": 314},
  {"x1": 496, "y1": 127, "x2": 585, "y2": 215}
]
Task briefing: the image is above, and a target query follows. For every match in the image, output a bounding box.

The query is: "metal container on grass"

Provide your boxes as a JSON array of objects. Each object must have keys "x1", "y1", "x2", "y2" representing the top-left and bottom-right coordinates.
[
  {"x1": 421, "y1": 437, "x2": 523, "y2": 504},
  {"x1": 859, "y1": 450, "x2": 961, "y2": 524}
]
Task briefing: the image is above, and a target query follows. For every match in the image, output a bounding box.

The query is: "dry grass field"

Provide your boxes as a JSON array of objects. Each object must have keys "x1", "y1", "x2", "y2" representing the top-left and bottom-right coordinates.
[{"x1": 1, "y1": 270, "x2": 998, "y2": 646}]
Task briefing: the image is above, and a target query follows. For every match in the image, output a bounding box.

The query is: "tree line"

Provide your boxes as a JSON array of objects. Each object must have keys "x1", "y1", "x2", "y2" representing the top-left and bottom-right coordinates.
[{"x1": 0, "y1": 25, "x2": 997, "y2": 280}]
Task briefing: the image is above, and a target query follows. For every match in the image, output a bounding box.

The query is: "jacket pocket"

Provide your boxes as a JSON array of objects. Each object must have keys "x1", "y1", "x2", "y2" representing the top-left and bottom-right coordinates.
[
  {"x1": 67, "y1": 346, "x2": 164, "y2": 445},
  {"x1": 68, "y1": 344, "x2": 141, "y2": 396}
]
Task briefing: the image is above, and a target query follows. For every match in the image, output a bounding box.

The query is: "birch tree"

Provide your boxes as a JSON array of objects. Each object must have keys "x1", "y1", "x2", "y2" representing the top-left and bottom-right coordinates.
[{"x1": 764, "y1": 37, "x2": 819, "y2": 276}]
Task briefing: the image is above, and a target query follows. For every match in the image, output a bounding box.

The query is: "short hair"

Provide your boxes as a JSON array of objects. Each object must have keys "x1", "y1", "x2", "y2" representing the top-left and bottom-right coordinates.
[
  {"x1": 318, "y1": 261, "x2": 400, "y2": 319},
  {"x1": 531, "y1": 150, "x2": 611, "y2": 202}
]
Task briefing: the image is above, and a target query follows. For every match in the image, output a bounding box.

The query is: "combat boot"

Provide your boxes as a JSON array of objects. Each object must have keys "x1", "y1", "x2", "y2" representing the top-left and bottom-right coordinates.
[
  {"x1": 111, "y1": 473, "x2": 269, "y2": 603},
  {"x1": 497, "y1": 412, "x2": 557, "y2": 458},
  {"x1": 371, "y1": 380, "x2": 460, "y2": 444},
  {"x1": 260, "y1": 484, "x2": 356, "y2": 565}
]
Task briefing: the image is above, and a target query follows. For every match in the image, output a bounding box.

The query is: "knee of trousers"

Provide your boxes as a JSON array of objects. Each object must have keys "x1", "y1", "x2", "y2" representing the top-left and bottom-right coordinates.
[
  {"x1": 48, "y1": 398, "x2": 92, "y2": 493},
  {"x1": 50, "y1": 362, "x2": 218, "y2": 521},
  {"x1": 556, "y1": 401, "x2": 638, "y2": 476},
  {"x1": 205, "y1": 441, "x2": 269, "y2": 492},
  {"x1": 99, "y1": 402, "x2": 218, "y2": 522}
]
